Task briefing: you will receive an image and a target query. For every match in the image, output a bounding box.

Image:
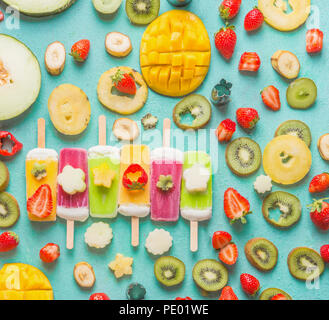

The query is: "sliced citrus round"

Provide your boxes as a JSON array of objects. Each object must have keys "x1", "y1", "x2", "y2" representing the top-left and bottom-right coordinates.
[{"x1": 263, "y1": 135, "x2": 311, "y2": 185}]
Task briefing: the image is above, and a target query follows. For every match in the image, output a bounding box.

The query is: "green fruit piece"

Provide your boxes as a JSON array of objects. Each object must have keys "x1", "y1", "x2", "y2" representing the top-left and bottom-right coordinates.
[
  {"x1": 31, "y1": 163, "x2": 47, "y2": 180},
  {"x1": 192, "y1": 259, "x2": 228, "y2": 292},
  {"x1": 154, "y1": 256, "x2": 185, "y2": 287},
  {"x1": 126, "y1": 0, "x2": 160, "y2": 25},
  {"x1": 0, "y1": 192, "x2": 20, "y2": 228},
  {"x1": 288, "y1": 247, "x2": 324, "y2": 281},
  {"x1": 0, "y1": 161, "x2": 9, "y2": 192},
  {"x1": 93, "y1": 0, "x2": 122, "y2": 14},
  {"x1": 259, "y1": 288, "x2": 292, "y2": 300},
  {"x1": 225, "y1": 137, "x2": 261, "y2": 176},
  {"x1": 262, "y1": 191, "x2": 301, "y2": 228},
  {"x1": 245, "y1": 238, "x2": 278, "y2": 272},
  {"x1": 286, "y1": 78, "x2": 317, "y2": 110},
  {"x1": 173, "y1": 94, "x2": 212, "y2": 130},
  {"x1": 275, "y1": 120, "x2": 312, "y2": 147},
  {"x1": 126, "y1": 283, "x2": 146, "y2": 300},
  {"x1": 157, "y1": 175, "x2": 173, "y2": 191},
  {"x1": 141, "y1": 113, "x2": 158, "y2": 130}
]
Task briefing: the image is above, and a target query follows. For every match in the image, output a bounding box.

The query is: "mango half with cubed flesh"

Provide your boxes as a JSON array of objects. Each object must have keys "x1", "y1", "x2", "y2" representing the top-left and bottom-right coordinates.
[
  {"x1": 0, "y1": 263, "x2": 53, "y2": 300},
  {"x1": 140, "y1": 10, "x2": 211, "y2": 97},
  {"x1": 258, "y1": 0, "x2": 311, "y2": 32}
]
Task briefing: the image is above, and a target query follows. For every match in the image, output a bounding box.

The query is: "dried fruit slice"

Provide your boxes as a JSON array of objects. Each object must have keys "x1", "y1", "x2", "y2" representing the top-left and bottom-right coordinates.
[
  {"x1": 105, "y1": 32, "x2": 132, "y2": 57},
  {"x1": 112, "y1": 118, "x2": 140, "y2": 141},
  {"x1": 318, "y1": 134, "x2": 329, "y2": 160},
  {"x1": 45, "y1": 41, "x2": 66, "y2": 76},
  {"x1": 73, "y1": 262, "x2": 96, "y2": 288},
  {"x1": 271, "y1": 50, "x2": 300, "y2": 79},
  {"x1": 97, "y1": 67, "x2": 148, "y2": 115}
]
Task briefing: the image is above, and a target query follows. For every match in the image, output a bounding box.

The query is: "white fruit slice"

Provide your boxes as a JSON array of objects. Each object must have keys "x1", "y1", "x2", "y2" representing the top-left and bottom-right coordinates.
[
  {"x1": 73, "y1": 262, "x2": 95, "y2": 288},
  {"x1": 45, "y1": 41, "x2": 66, "y2": 76},
  {"x1": 112, "y1": 118, "x2": 139, "y2": 141},
  {"x1": 271, "y1": 50, "x2": 300, "y2": 79},
  {"x1": 93, "y1": 0, "x2": 122, "y2": 14},
  {"x1": 145, "y1": 229, "x2": 173, "y2": 255},
  {"x1": 318, "y1": 134, "x2": 329, "y2": 161},
  {"x1": 105, "y1": 32, "x2": 132, "y2": 57},
  {"x1": 0, "y1": 34, "x2": 41, "y2": 121},
  {"x1": 84, "y1": 222, "x2": 113, "y2": 249},
  {"x1": 258, "y1": 0, "x2": 311, "y2": 32}
]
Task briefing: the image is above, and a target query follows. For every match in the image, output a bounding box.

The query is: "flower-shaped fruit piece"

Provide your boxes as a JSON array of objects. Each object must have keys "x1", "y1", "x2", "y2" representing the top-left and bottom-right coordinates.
[{"x1": 57, "y1": 165, "x2": 86, "y2": 195}]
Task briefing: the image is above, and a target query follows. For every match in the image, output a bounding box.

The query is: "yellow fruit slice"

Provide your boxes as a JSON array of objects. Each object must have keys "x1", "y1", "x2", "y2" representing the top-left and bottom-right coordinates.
[
  {"x1": 140, "y1": 10, "x2": 211, "y2": 97},
  {"x1": 48, "y1": 84, "x2": 91, "y2": 135},
  {"x1": 0, "y1": 263, "x2": 53, "y2": 300},
  {"x1": 97, "y1": 66, "x2": 148, "y2": 115},
  {"x1": 258, "y1": 0, "x2": 311, "y2": 32},
  {"x1": 263, "y1": 135, "x2": 312, "y2": 185}
]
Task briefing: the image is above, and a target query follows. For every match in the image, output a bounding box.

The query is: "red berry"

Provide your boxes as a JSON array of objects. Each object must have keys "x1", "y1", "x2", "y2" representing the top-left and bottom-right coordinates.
[
  {"x1": 39, "y1": 243, "x2": 60, "y2": 263},
  {"x1": 215, "y1": 119, "x2": 236, "y2": 143},
  {"x1": 89, "y1": 293, "x2": 110, "y2": 300},
  {"x1": 212, "y1": 231, "x2": 232, "y2": 250},
  {"x1": 309, "y1": 173, "x2": 329, "y2": 193},
  {"x1": 236, "y1": 108, "x2": 259, "y2": 130},
  {"x1": 239, "y1": 52, "x2": 261, "y2": 72},
  {"x1": 0, "y1": 11, "x2": 4, "y2": 22},
  {"x1": 70, "y1": 39, "x2": 90, "y2": 62},
  {"x1": 214, "y1": 26, "x2": 237, "y2": 60},
  {"x1": 224, "y1": 188, "x2": 252, "y2": 223},
  {"x1": 240, "y1": 273, "x2": 260, "y2": 295},
  {"x1": 271, "y1": 294, "x2": 287, "y2": 300},
  {"x1": 308, "y1": 199, "x2": 329, "y2": 231},
  {"x1": 244, "y1": 7, "x2": 264, "y2": 32},
  {"x1": 219, "y1": 0, "x2": 242, "y2": 20},
  {"x1": 27, "y1": 184, "x2": 53, "y2": 218},
  {"x1": 175, "y1": 296, "x2": 192, "y2": 300},
  {"x1": 219, "y1": 243, "x2": 238, "y2": 265},
  {"x1": 261, "y1": 86, "x2": 281, "y2": 111},
  {"x1": 306, "y1": 29, "x2": 323, "y2": 54},
  {"x1": 111, "y1": 69, "x2": 137, "y2": 95},
  {"x1": 320, "y1": 245, "x2": 329, "y2": 263},
  {"x1": 219, "y1": 286, "x2": 238, "y2": 300},
  {"x1": 0, "y1": 231, "x2": 19, "y2": 252}
]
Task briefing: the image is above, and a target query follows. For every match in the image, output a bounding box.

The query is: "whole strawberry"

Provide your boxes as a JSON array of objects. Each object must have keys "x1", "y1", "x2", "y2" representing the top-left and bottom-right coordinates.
[
  {"x1": 308, "y1": 198, "x2": 329, "y2": 231},
  {"x1": 40, "y1": 243, "x2": 60, "y2": 263},
  {"x1": 70, "y1": 39, "x2": 90, "y2": 62},
  {"x1": 271, "y1": 294, "x2": 287, "y2": 300},
  {"x1": 320, "y1": 244, "x2": 329, "y2": 263},
  {"x1": 219, "y1": 0, "x2": 241, "y2": 20},
  {"x1": 111, "y1": 69, "x2": 137, "y2": 95},
  {"x1": 236, "y1": 108, "x2": 259, "y2": 130},
  {"x1": 240, "y1": 273, "x2": 260, "y2": 295},
  {"x1": 219, "y1": 286, "x2": 238, "y2": 300},
  {"x1": 0, "y1": 231, "x2": 19, "y2": 252},
  {"x1": 89, "y1": 293, "x2": 110, "y2": 300},
  {"x1": 214, "y1": 25, "x2": 237, "y2": 60},
  {"x1": 244, "y1": 7, "x2": 264, "y2": 32},
  {"x1": 309, "y1": 173, "x2": 329, "y2": 193}
]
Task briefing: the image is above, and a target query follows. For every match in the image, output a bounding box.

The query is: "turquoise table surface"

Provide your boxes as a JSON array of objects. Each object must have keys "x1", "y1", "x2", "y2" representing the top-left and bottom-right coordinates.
[{"x1": 0, "y1": 0, "x2": 328, "y2": 300}]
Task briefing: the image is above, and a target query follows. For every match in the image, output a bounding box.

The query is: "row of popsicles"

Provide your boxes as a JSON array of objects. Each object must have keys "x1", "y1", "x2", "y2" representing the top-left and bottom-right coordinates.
[{"x1": 26, "y1": 117, "x2": 212, "y2": 251}]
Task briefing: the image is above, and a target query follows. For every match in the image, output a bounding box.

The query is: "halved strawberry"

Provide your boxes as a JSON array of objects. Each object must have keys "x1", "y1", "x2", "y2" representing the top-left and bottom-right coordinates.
[
  {"x1": 239, "y1": 52, "x2": 261, "y2": 72},
  {"x1": 212, "y1": 231, "x2": 232, "y2": 250},
  {"x1": 219, "y1": 243, "x2": 238, "y2": 265},
  {"x1": 219, "y1": 286, "x2": 238, "y2": 300},
  {"x1": 306, "y1": 29, "x2": 323, "y2": 54},
  {"x1": 271, "y1": 293, "x2": 287, "y2": 300},
  {"x1": 224, "y1": 188, "x2": 252, "y2": 223},
  {"x1": 27, "y1": 184, "x2": 53, "y2": 218},
  {"x1": 261, "y1": 86, "x2": 281, "y2": 111}
]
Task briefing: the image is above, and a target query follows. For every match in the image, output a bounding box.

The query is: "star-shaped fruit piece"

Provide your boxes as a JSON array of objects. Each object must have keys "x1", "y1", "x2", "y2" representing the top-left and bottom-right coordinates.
[
  {"x1": 108, "y1": 254, "x2": 133, "y2": 279},
  {"x1": 92, "y1": 163, "x2": 116, "y2": 188}
]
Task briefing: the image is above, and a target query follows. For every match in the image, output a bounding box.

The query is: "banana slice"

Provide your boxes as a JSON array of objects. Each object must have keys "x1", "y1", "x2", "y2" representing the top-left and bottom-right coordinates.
[
  {"x1": 271, "y1": 50, "x2": 300, "y2": 79},
  {"x1": 318, "y1": 134, "x2": 329, "y2": 161},
  {"x1": 113, "y1": 118, "x2": 139, "y2": 141},
  {"x1": 73, "y1": 262, "x2": 95, "y2": 288},
  {"x1": 105, "y1": 32, "x2": 132, "y2": 57},
  {"x1": 44, "y1": 41, "x2": 66, "y2": 76}
]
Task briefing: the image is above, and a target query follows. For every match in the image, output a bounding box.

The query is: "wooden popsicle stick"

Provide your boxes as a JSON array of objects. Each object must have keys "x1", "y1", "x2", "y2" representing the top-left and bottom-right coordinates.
[
  {"x1": 131, "y1": 216, "x2": 139, "y2": 247},
  {"x1": 37, "y1": 118, "x2": 46, "y2": 149},
  {"x1": 98, "y1": 115, "x2": 107, "y2": 146},
  {"x1": 67, "y1": 220, "x2": 74, "y2": 250},
  {"x1": 190, "y1": 221, "x2": 198, "y2": 252},
  {"x1": 163, "y1": 118, "x2": 171, "y2": 148}
]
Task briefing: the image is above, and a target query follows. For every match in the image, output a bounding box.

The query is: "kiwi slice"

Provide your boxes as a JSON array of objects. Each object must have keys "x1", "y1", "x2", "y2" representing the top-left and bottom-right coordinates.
[
  {"x1": 259, "y1": 288, "x2": 292, "y2": 300},
  {"x1": 225, "y1": 137, "x2": 261, "y2": 176},
  {"x1": 192, "y1": 259, "x2": 228, "y2": 292},
  {"x1": 0, "y1": 192, "x2": 20, "y2": 228},
  {"x1": 173, "y1": 94, "x2": 212, "y2": 130},
  {"x1": 288, "y1": 247, "x2": 324, "y2": 281},
  {"x1": 126, "y1": 0, "x2": 160, "y2": 25},
  {"x1": 0, "y1": 161, "x2": 9, "y2": 192},
  {"x1": 245, "y1": 238, "x2": 278, "y2": 272},
  {"x1": 286, "y1": 78, "x2": 317, "y2": 110},
  {"x1": 275, "y1": 120, "x2": 312, "y2": 147},
  {"x1": 262, "y1": 191, "x2": 301, "y2": 228},
  {"x1": 154, "y1": 256, "x2": 185, "y2": 287}
]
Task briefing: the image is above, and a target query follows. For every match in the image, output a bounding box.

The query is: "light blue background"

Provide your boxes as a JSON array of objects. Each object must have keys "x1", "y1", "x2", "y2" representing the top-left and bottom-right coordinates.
[{"x1": 0, "y1": 0, "x2": 328, "y2": 300}]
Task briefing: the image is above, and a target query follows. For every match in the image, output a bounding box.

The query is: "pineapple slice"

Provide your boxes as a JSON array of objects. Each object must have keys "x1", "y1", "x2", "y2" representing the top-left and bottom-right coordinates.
[
  {"x1": 48, "y1": 84, "x2": 91, "y2": 135},
  {"x1": 258, "y1": 0, "x2": 311, "y2": 31},
  {"x1": 263, "y1": 135, "x2": 312, "y2": 185}
]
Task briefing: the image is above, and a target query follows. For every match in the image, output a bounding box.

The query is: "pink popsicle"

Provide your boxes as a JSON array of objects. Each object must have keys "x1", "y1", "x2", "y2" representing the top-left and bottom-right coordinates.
[
  {"x1": 150, "y1": 148, "x2": 183, "y2": 222},
  {"x1": 57, "y1": 148, "x2": 89, "y2": 222}
]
